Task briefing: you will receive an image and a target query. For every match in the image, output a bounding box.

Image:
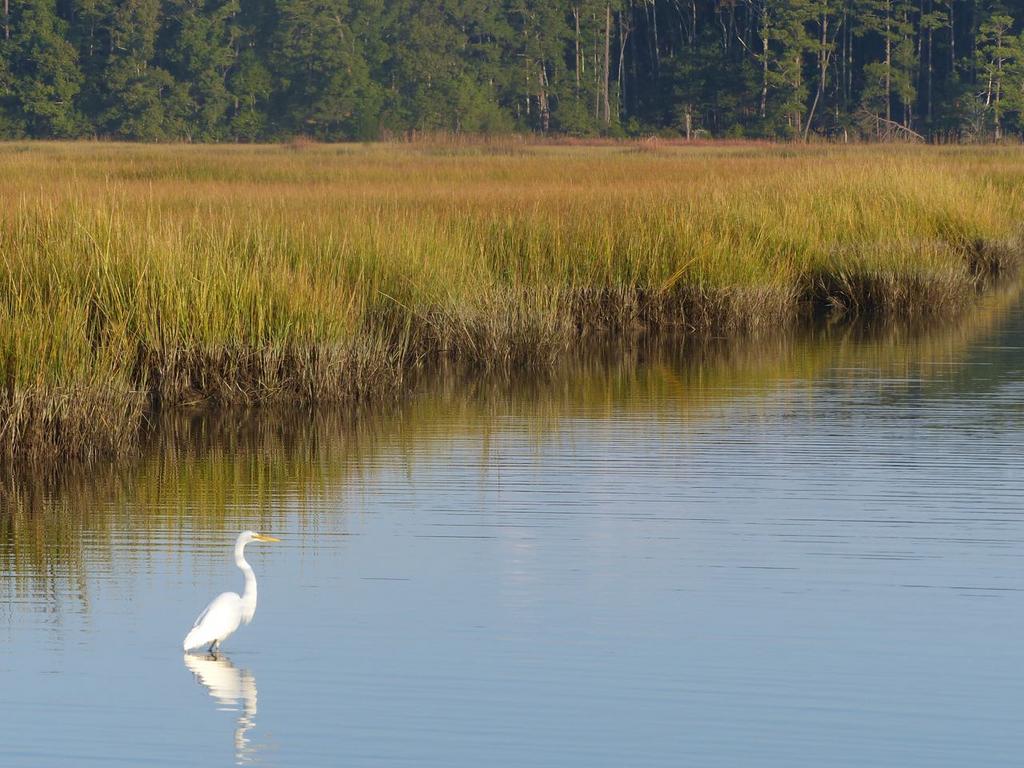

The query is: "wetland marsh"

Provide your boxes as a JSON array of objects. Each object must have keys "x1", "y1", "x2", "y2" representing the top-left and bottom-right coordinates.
[
  {"x1": 1, "y1": 142, "x2": 1022, "y2": 462},
  {"x1": 2, "y1": 142, "x2": 1024, "y2": 766}
]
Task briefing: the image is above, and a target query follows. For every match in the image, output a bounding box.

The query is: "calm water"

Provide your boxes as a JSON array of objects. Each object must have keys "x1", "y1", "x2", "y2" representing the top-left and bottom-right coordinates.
[{"x1": 3, "y1": 289, "x2": 1024, "y2": 767}]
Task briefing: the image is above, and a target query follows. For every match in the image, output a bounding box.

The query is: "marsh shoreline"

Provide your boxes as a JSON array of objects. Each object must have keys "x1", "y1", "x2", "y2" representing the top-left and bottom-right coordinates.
[{"x1": 1, "y1": 142, "x2": 1022, "y2": 465}]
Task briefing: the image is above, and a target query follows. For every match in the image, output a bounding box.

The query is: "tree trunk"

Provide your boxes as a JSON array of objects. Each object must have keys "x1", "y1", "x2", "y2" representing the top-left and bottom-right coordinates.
[
  {"x1": 969, "y1": 1, "x2": 976, "y2": 85},
  {"x1": 847, "y1": 8, "x2": 853, "y2": 110},
  {"x1": 841, "y1": 7, "x2": 848, "y2": 113},
  {"x1": 885, "y1": 3, "x2": 892, "y2": 123},
  {"x1": 794, "y1": 53, "x2": 802, "y2": 134},
  {"x1": 539, "y1": 64, "x2": 551, "y2": 133},
  {"x1": 618, "y1": 10, "x2": 630, "y2": 121},
  {"x1": 603, "y1": 4, "x2": 612, "y2": 125},
  {"x1": 651, "y1": 0, "x2": 661, "y2": 70},
  {"x1": 995, "y1": 39, "x2": 1003, "y2": 140},
  {"x1": 804, "y1": 6, "x2": 830, "y2": 141},
  {"x1": 760, "y1": 14, "x2": 769, "y2": 119},
  {"x1": 574, "y1": 7, "x2": 581, "y2": 91},
  {"x1": 916, "y1": 0, "x2": 924, "y2": 125},
  {"x1": 949, "y1": 1, "x2": 955, "y2": 75},
  {"x1": 927, "y1": 23, "x2": 933, "y2": 122},
  {"x1": 628, "y1": 6, "x2": 639, "y2": 113},
  {"x1": 645, "y1": 2, "x2": 656, "y2": 71},
  {"x1": 903, "y1": 6, "x2": 912, "y2": 129},
  {"x1": 3, "y1": 0, "x2": 8, "y2": 39},
  {"x1": 995, "y1": 82, "x2": 1001, "y2": 139},
  {"x1": 525, "y1": 63, "x2": 531, "y2": 117},
  {"x1": 594, "y1": 10, "x2": 601, "y2": 121}
]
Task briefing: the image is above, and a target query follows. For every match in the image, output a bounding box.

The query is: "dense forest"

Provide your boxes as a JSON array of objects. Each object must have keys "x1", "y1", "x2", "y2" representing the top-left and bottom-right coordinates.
[{"x1": 1, "y1": 0, "x2": 1024, "y2": 141}]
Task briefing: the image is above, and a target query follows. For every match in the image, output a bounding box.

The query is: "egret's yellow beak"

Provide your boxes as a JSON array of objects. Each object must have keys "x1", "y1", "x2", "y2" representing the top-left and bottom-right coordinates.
[{"x1": 253, "y1": 534, "x2": 281, "y2": 542}]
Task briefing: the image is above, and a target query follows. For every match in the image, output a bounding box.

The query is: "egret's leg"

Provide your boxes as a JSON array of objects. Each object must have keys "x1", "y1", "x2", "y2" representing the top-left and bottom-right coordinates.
[{"x1": 208, "y1": 640, "x2": 217, "y2": 653}]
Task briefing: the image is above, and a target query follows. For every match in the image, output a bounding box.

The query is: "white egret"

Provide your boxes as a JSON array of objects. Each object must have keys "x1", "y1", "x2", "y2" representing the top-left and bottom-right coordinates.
[{"x1": 183, "y1": 531, "x2": 280, "y2": 652}]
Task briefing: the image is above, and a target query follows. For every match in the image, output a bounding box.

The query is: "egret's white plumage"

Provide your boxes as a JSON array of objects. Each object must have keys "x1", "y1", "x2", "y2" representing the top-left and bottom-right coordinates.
[{"x1": 183, "y1": 530, "x2": 280, "y2": 652}]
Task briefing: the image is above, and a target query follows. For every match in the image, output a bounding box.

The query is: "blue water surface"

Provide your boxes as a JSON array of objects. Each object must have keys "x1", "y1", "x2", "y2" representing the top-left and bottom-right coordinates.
[{"x1": 3, "y1": 293, "x2": 1024, "y2": 767}]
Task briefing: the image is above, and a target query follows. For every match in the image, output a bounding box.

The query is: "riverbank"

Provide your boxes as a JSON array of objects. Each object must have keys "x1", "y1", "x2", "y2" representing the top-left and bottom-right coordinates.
[
  {"x1": 1, "y1": 142, "x2": 1022, "y2": 463},
  {"x1": 5, "y1": 275, "x2": 1024, "y2": 586}
]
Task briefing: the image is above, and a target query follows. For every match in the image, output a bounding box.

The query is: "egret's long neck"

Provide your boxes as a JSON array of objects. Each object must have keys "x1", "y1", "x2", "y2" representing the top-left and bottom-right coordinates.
[{"x1": 235, "y1": 539, "x2": 258, "y2": 624}]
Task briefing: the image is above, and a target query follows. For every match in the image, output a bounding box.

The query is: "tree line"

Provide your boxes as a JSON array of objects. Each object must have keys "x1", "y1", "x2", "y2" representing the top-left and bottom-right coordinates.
[{"x1": 1, "y1": 0, "x2": 1023, "y2": 141}]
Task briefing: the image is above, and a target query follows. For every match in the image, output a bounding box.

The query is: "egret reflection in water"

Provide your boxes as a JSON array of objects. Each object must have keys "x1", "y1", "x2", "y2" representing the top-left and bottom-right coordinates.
[{"x1": 183, "y1": 652, "x2": 262, "y2": 765}]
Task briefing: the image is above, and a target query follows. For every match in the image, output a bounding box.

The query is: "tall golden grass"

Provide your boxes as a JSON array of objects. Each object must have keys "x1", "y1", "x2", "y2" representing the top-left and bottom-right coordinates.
[{"x1": 0, "y1": 141, "x2": 1021, "y2": 463}]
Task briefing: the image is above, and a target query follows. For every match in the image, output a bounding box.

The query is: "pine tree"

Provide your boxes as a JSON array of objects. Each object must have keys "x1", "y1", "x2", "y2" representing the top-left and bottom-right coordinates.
[
  {"x1": 665, "y1": 26, "x2": 756, "y2": 138},
  {"x1": 377, "y1": 0, "x2": 490, "y2": 132},
  {"x1": 499, "y1": 0, "x2": 569, "y2": 133},
  {"x1": 803, "y1": 0, "x2": 843, "y2": 139},
  {"x1": 5, "y1": 0, "x2": 83, "y2": 136},
  {"x1": 754, "y1": 0, "x2": 815, "y2": 136},
  {"x1": 857, "y1": 0, "x2": 916, "y2": 132},
  {"x1": 975, "y1": 13, "x2": 1017, "y2": 139},
  {"x1": 227, "y1": 48, "x2": 271, "y2": 138},
  {"x1": 0, "y1": 37, "x2": 17, "y2": 135},
  {"x1": 69, "y1": 0, "x2": 116, "y2": 122},
  {"x1": 2, "y1": 0, "x2": 1024, "y2": 140},
  {"x1": 165, "y1": 0, "x2": 241, "y2": 139},
  {"x1": 919, "y1": 1, "x2": 948, "y2": 125},
  {"x1": 272, "y1": 0, "x2": 378, "y2": 139},
  {"x1": 102, "y1": 0, "x2": 189, "y2": 139}
]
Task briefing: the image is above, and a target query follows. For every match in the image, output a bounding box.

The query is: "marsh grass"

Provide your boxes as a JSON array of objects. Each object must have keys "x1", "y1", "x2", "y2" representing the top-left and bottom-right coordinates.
[
  {"x1": 5, "y1": 277, "x2": 1022, "y2": 598},
  {"x1": 0, "y1": 141, "x2": 1022, "y2": 463}
]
